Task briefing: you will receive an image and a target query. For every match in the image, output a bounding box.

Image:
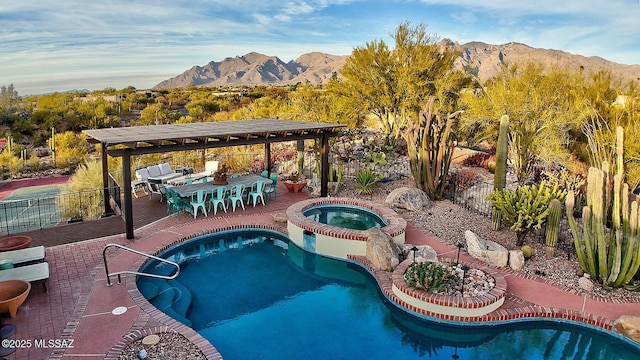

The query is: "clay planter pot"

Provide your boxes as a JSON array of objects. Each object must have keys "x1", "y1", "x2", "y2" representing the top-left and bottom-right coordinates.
[
  {"x1": 284, "y1": 181, "x2": 307, "y2": 193},
  {"x1": 0, "y1": 236, "x2": 32, "y2": 252},
  {"x1": 0, "y1": 280, "x2": 31, "y2": 317}
]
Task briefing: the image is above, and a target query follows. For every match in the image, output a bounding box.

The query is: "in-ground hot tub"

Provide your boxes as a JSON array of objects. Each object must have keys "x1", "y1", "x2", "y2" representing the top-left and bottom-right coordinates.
[{"x1": 286, "y1": 198, "x2": 407, "y2": 259}]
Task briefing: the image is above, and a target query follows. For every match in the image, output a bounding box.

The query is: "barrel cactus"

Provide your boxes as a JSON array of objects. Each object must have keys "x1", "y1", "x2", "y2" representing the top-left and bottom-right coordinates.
[{"x1": 521, "y1": 245, "x2": 533, "y2": 259}]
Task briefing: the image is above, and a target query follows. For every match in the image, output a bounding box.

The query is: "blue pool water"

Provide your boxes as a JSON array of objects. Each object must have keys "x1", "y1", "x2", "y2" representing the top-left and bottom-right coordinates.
[
  {"x1": 303, "y1": 204, "x2": 388, "y2": 230},
  {"x1": 137, "y1": 230, "x2": 640, "y2": 360}
]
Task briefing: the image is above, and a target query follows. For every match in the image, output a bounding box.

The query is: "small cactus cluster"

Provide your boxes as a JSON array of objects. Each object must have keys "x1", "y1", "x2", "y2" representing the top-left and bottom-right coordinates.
[
  {"x1": 565, "y1": 127, "x2": 640, "y2": 289},
  {"x1": 487, "y1": 181, "x2": 567, "y2": 246}
]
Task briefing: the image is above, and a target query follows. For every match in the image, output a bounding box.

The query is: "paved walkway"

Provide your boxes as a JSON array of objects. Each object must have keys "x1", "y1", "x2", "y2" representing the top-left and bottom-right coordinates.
[{"x1": 2, "y1": 186, "x2": 640, "y2": 359}]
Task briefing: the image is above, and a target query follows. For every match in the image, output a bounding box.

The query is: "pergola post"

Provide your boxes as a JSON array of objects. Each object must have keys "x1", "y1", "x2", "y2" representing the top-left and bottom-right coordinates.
[
  {"x1": 265, "y1": 142, "x2": 271, "y2": 177},
  {"x1": 101, "y1": 143, "x2": 111, "y2": 216},
  {"x1": 122, "y1": 148, "x2": 134, "y2": 239},
  {"x1": 320, "y1": 133, "x2": 329, "y2": 197}
]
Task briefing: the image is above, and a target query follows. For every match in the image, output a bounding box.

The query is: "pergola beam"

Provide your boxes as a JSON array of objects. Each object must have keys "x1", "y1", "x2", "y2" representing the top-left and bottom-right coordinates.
[{"x1": 105, "y1": 132, "x2": 337, "y2": 157}]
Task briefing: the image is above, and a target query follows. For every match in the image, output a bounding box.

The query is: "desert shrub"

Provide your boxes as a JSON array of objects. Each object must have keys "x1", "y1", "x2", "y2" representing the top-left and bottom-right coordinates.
[
  {"x1": 28, "y1": 153, "x2": 43, "y2": 171},
  {"x1": 0, "y1": 151, "x2": 24, "y2": 177},
  {"x1": 462, "y1": 152, "x2": 491, "y2": 167},
  {"x1": 62, "y1": 159, "x2": 106, "y2": 221},
  {"x1": 54, "y1": 131, "x2": 89, "y2": 169},
  {"x1": 454, "y1": 169, "x2": 478, "y2": 190}
]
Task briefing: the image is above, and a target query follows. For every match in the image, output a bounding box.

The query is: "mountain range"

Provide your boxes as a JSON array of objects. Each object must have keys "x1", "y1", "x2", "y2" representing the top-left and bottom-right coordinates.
[{"x1": 153, "y1": 41, "x2": 640, "y2": 89}]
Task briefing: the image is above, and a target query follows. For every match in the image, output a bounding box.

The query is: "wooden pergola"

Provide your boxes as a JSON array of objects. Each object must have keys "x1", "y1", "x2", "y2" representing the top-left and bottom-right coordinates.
[{"x1": 83, "y1": 119, "x2": 345, "y2": 239}]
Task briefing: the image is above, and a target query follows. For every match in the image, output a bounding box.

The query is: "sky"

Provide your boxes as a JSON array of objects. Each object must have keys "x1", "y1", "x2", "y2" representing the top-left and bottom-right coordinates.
[{"x1": 2, "y1": 0, "x2": 640, "y2": 95}]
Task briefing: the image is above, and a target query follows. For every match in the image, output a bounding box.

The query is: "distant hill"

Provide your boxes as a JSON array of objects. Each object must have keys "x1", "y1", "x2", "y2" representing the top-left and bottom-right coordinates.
[
  {"x1": 448, "y1": 40, "x2": 640, "y2": 84},
  {"x1": 153, "y1": 52, "x2": 347, "y2": 89},
  {"x1": 154, "y1": 43, "x2": 640, "y2": 89}
]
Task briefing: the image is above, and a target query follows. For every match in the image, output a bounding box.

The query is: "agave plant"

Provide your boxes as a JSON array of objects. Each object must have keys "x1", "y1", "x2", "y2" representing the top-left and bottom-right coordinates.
[
  {"x1": 404, "y1": 261, "x2": 458, "y2": 293},
  {"x1": 355, "y1": 168, "x2": 380, "y2": 195}
]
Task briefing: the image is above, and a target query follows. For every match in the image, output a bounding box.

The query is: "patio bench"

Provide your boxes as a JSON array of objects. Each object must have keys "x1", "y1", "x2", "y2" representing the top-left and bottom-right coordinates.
[
  {"x1": 0, "y1": 262, "x2": 49, "y2": 292},
  {"x1": 147, "y1": 163, "x2": 182, "y2": 184},
  {"x1": 0, "y1": 246, "x2": 46, "y2": 267}
]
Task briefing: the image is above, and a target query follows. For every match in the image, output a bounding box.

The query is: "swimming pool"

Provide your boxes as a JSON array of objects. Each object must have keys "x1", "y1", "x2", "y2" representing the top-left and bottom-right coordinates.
[{"x1": 137, "y1": 229, "x2": 639, "y2": 359}]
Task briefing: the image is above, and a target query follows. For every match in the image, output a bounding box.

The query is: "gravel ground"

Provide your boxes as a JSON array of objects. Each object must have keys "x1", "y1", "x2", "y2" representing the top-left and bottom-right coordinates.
[
  {"x1": 119, "y1": 332, "x2": 206, "y2": 360},
  {"x1": 119, "y1": 176, "x2": 640, "y2": 359},
  {"x1": 336, "y1": 178, "x2": 640, "y2": 302}
]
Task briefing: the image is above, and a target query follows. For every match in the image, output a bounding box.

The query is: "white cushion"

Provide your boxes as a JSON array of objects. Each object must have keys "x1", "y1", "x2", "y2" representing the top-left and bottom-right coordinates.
[
  {"x1": 135, "y1": 168, "x2": 149, "y2": 181},
  {"x1": 205, "y1": 161, "x2": 219, "y2": 174},
  {"x1": 159, "y1": 163, "x2": 173, "y2": 175},
  {"x1": 147, "y1": 165, "x2": 162, "y2": 178},
  {"x1": 0, "y1": 246, "x2": 45, "y2": 265},
  {"x1": 0, "y1": 262, "x2": 49, "y2": 282}
]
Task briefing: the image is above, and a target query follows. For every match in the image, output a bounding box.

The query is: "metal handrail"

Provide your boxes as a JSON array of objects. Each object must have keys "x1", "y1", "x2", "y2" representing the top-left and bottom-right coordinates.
[{"x1": 103, "y1": 243, "x2": 180, "y2": 286}]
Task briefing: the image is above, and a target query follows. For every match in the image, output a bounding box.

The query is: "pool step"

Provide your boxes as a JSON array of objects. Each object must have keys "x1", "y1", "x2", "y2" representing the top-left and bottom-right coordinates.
[
  {"x1": 152, "y1": 286, "x2": 192, "y2": 327},
  {"x1": 170, "y1": 279, "x2": 192, "y2": 317}
]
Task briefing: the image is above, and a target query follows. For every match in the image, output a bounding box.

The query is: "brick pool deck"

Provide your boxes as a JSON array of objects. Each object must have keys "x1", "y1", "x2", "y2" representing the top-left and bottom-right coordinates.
[{"x1": 2, "y1": 184, "x2": 640, "y2": 359}]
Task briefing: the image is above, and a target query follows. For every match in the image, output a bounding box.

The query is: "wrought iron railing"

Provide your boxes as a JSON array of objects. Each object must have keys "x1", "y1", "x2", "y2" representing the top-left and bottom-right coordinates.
[
  {"x1": 0, "y1": 185, "x2": 121, "y2": 236},
  {"x1": 443, "y1": 170, "x2": 573, "y2": 249}
]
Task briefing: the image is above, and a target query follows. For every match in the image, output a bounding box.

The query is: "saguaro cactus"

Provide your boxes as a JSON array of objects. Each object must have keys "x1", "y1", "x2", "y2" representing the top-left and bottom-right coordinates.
[
  {"x1": 565, "y1": 127, "x2": 640, "y2": 289},
  {"x1": 545, "y1": 198, "x2": 562, "y2": 258},
  {"x1": 492, "y1": 115, "x2": 509, "y2": 230}
]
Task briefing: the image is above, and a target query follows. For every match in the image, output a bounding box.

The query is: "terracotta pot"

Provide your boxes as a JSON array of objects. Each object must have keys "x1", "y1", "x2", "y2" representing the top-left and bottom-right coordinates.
[
  {"x1": 284, "y1": 181, "x2": 307, "y2": 193},
  {"x1": 0, "y1": 236, "x2": 32, "y2": 252},
  {"x1": 0, "y1": 280, "x2": 31, "y2": 317}
]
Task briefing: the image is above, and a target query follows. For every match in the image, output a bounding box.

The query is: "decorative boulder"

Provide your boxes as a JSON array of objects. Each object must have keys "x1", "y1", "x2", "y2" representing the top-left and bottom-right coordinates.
[
  {"x1": 465, "y1": 230, "x2": 508, "y2": 267},
  {"x1": 385, "y1": 187, "x2": 432, "y2": 212},
  {"x1": 274, "y1": 212, "x2": 288, "y2": 224},
  {"x1": 365, "y1": 228, "x2": 403, "y2": 271},
  {"x1": 614, "y1": 315, "x2": 640, "y2": 344},
  {"x1": 578, "y1": 273, "x2": 594, "y2": 292},
  {"x1": 404, "y1": 244, "x2": 438, "y2": 263},
  {"x1": 509, "y1": 250, "x2": 525, "y2": 270}
]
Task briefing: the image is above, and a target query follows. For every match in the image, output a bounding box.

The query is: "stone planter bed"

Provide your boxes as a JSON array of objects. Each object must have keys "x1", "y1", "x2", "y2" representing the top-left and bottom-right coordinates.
[{"x1": 390, "y1": 258, "x2": 507, "y2": 319}]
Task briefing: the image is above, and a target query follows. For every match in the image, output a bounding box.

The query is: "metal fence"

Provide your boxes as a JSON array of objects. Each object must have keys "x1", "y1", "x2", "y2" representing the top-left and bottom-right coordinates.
[
  {"x1": 0, "y1": 185, "x2": 121, "y2": 236},
  {"x1": 443, "y1": 170, "x2": 574, "y2": 251}
]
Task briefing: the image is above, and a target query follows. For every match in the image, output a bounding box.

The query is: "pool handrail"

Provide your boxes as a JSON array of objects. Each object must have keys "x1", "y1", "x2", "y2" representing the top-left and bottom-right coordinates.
[{"x1": 102, "y1": 243, "x2": 180, "y2": 287}]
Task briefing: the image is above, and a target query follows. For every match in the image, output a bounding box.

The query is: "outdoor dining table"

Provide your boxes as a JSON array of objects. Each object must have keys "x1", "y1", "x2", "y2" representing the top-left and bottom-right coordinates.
[
  {"x1": 169, "y1": 174, "x2": 273, "y2": 198},
  {"x1": 166, "y1": 171, "x2": 211, "y2": 186}
]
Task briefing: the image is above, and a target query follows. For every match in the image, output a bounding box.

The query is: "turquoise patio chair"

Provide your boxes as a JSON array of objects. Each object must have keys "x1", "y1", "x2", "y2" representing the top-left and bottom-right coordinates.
[
  {"x1": 264, "y1": 174, "x2": 278, "y2": 201},
  {"x1": 228, "y1": 184, "x2": 246, "y2": 212},
  {"x1": 248, "y1": 181, "x2": 266, "y2": 207},
  {"x1": 191, "y1": 189, "x2": 208, "y2": 218},
  {"x1": 169, "y1": 189, "x2": 191, "y2": 219},
  {"x1": 163, "y1": 185, "x2": 174, "y2": 214},
  {"x1": 261, "y1": 170, "x2": 269, "y2": 178},
  {"x1": 209, "y1": 186, "x2": 228, "y2": 215}
]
